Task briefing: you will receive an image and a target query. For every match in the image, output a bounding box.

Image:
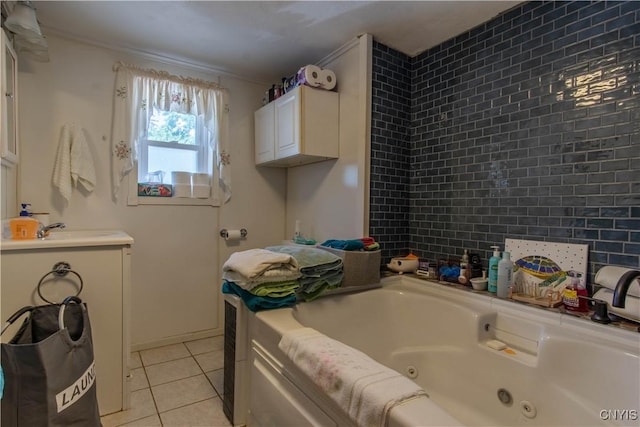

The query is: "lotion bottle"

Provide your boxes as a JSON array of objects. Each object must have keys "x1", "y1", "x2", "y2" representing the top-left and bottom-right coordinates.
[
  {"x1": 497, "y1": 251, "x2": 513, "y2": 298},
  {"x1": 488, "y1": 246, "x2": 501, "y2": 293}
]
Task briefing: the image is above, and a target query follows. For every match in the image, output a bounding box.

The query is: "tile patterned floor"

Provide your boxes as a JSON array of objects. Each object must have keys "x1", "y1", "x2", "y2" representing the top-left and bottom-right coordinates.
[{"x1": 101, "y1": 337, "x2": 230, "y2": 427}]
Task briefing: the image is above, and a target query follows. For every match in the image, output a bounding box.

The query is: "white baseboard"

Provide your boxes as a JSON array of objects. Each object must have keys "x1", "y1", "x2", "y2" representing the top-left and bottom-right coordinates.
[{"x1": 131, "y1": 328, "x2": 223, "y2": 352}]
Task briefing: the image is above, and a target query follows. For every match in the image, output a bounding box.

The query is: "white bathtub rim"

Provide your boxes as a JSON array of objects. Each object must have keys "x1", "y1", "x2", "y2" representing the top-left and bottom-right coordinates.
[
  {"x1": 257, "y1": 276, "x2": 639, "y2": 355},
  {"x1": 388, "y1": 275, "x2": 639, "y2": 350}
]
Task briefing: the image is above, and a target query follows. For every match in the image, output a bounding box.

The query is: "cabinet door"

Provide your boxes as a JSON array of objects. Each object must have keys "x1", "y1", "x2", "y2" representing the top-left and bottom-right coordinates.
[
  {"x1": 254, "y1": 102, "x2": 275, "y2": 164},
  {"x1": 1, "y1": 30, "x2": 18, "y2": 166},
  {"x1": 274, "y1": 89, "x2": 301, "y2": 159}
]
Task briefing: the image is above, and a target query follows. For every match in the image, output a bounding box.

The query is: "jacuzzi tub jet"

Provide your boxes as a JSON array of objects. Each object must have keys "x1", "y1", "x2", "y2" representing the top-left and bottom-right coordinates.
[
  {"x1": 405, "y1": 365, "x2": 418, "y2": 379},
  {"x1": 497, "y1": 388, "x2": 512, "y2": 406},
  {"x1": 520, "y1": 400, "x2": 537, "y2": 418}
]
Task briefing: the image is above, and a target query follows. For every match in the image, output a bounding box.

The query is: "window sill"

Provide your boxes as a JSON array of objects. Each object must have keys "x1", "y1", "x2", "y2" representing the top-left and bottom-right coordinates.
[{"x1": 127, "y1": 195, "x2": 220, "y2": 207}]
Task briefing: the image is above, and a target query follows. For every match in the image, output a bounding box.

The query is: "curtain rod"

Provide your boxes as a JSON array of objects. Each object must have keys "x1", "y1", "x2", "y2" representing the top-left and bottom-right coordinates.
[{"x1": 113, "y1": 61, "x2": 226, "y2": 91}]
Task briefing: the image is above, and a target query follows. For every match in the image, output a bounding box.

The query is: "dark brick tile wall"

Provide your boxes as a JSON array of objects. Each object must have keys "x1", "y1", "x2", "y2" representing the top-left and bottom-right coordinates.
[
  {"x1": 370, "y1": 41, "x2": 412, "y2": 264},
  {"x1": 371, "y1": 1, "x2": 639, "y2": 281}
]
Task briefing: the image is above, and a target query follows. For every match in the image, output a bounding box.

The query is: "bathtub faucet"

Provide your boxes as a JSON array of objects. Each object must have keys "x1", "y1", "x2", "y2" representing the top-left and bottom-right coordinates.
[
  {"x1": 611, "y1": 270, "x2": 640, "y2": 309},
  {"x1": 37, "y1": 222, "x2": 66, "y2": 238}
]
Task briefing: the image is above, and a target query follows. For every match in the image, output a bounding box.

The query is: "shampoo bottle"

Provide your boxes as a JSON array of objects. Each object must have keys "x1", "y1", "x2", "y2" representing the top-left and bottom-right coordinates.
[
  {"x1": 497, "y1": 251, "x2": 513, "y2": 298},
  {"x1": 488, "y1": 246, "x2": 501, "y2": 293}
]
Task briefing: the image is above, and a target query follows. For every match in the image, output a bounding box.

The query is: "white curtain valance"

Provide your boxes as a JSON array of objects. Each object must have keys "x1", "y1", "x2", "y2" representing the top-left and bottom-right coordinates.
[{"x1": 110, "y1": 61, "x2": 231, "y2": 202}]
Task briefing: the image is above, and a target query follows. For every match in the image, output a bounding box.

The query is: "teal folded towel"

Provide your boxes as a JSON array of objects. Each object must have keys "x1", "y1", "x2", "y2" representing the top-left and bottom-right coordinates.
[
  {"x1": 266, "y1": 245, "x2": 344, "y2": 300},
  {"x1": 321, "y1": 239, "x2": 365, "y2": 251},
  {"x1": 222, "y1": 281, "x2": 297, "y2": 312},
  {"x1": 266, "y1": 245, "x2": 343, "y2": 272}
]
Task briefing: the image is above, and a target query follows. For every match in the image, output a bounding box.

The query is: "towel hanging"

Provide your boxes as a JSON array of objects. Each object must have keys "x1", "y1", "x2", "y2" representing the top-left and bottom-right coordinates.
[{"x1": 52, "y1": 124, "x2": 96, "y2": 203}]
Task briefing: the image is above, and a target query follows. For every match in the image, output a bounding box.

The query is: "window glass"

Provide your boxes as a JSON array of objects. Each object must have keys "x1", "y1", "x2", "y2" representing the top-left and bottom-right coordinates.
[
  {"x1": 148, "y1": 146, "x2": 198, "y2": 184},
  {"x1": 148, "y1": 111, "x2": 196, "y2": 145},
  {"x1": 139, "y1": 109, "x2": 206, "y2": 185}
]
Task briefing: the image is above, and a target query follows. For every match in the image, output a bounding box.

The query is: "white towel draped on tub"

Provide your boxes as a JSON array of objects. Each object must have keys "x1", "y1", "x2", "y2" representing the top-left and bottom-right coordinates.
[
  {"x1": 52, "y1": 124, "x2": 96, "y2": 202},
  {"x1": 279, "y1": 327, "x2": 428, "y2": 427}
]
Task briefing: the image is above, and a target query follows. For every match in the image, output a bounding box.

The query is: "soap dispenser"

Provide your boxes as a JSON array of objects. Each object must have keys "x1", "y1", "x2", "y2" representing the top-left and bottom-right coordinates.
[
  {"x1": 497, "y1": 251, "x2": 513, "y2": 298},
  {"x1": 488, "y1": 246, "x2": 501, "y2": 293},
  {"x1": 19, "y1": 203, "x2": 32, "y2": 216}
]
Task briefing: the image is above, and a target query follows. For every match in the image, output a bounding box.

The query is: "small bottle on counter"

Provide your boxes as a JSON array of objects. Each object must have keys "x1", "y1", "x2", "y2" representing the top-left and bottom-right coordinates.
[
  {"x1": 562, "y1": 272, "x2": 588, "y2": 312},
  {"x1": 496, "y1": 251, "x2": 513, "y2": 298},
  {"x1": 488, "y1": 246, "x2": 501, "y2": 293}
]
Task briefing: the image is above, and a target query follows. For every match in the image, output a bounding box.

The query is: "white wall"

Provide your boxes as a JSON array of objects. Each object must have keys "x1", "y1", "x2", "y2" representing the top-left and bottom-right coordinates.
[
  {"x1": 286, "y1": 35, "x2": 372, "y2": 242},
  {"x1": 16, "y1": 35, "x2": 286, "y2": 348},
  {"x1": 12, "y1": 32, "x2": 371, "y2": 348}
]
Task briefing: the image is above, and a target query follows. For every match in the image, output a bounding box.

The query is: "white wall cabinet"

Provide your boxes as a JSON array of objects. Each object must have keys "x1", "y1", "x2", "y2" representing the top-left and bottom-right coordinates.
[
  {"x1": 1, "y1": 29, "x2": 18, "y2": 166},
  {"x1": 254, "y1": 85, "x2": 339, "y2": 167}
]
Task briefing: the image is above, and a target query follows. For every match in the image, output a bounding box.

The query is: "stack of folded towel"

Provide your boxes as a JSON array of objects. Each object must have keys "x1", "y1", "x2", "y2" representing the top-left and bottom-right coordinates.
[
  {"x1": 266, "y1": 245, "x2": 344, "y2": 301},
  {"x1": 221, "y1": 248, "x2": 302, "y2": 312},
  {"x1": 321, "y1": 236, "x2": 380, "y2": 251}
]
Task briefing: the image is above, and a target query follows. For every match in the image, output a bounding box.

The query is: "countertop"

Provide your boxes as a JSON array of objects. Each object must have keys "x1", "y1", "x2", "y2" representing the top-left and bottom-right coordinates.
[{"x1": 1, "y1": 230, "x2": 134, "y2": 251}]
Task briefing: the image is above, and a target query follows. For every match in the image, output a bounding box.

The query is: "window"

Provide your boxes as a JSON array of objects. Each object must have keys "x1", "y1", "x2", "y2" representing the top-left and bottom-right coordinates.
[
  {"x1": 110, "y1": 62, "x2": 230, "y2": 206},
  {"x1": 138, "y1": 110, "x2": 208, "y2": 184}
]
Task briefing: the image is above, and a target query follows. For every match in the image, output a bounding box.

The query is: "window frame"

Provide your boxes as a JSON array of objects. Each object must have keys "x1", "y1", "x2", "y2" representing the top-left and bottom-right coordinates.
[{"x1": 127, "y1": 113, "x2": 220, "y2": 207}]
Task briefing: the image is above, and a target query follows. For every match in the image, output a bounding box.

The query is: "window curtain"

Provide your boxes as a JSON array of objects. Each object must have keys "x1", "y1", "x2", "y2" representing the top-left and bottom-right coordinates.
[{"x1": 111, "y1": 62, "x2": 231, "y2": 202}]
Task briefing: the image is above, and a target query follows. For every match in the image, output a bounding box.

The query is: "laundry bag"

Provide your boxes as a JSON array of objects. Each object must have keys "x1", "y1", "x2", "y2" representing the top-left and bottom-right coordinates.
[{"x1": 1, "y1": 296, "x2": 101, "y2": 426}]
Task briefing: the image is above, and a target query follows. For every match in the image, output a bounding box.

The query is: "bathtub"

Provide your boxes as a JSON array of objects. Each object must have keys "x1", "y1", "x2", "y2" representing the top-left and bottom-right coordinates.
[{"x1": 247, "y1": 275, "x2": 640, "y2": 427}]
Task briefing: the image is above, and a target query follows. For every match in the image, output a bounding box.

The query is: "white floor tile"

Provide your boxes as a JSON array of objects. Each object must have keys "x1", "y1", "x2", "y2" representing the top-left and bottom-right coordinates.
[
  {"x1": 145, "y1": 356, "x2": 202, "y2": 386},
  {"x1": 152, "y1": 374, "x2": 216, "y2": 413},
  {"x1": 119, "y1": 413, "x2": 162, "y2": 426},
  {"x1": 130, "y1": 352, "x2": 142, "y2": 369},
  {"x1": 206, "y1": 369, "x2": 224, "y2": 397},
  {"x1": 160, "y1": 397, "x2": 231, "y2": 427},
  {"x1": 140, "y1": 343, "x2": 190, "y2": 366},
  {"x1": 129, "y1": 367, "x2": 149, "y2": 392},
  {"x1": 100, "y1": 388, "x2": 157, "y2": 427},
  {"x1": 194, "y1": 349, "x2": 224, "y2": 372},
  {"x1": 185, "y1": 336, "x2": 224, "y2": 355}
]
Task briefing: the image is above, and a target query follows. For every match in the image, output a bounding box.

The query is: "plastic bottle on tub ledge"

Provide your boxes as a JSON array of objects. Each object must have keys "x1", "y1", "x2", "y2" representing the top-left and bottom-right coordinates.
[
  {"x1": 497, "y1": 251, "x2": 513, "y2": 298},
  {"x1": 488, "y1": 246, "x2": 501, "y2": 294},
  {"x1": 562, "y1": 271, "x2": 588, "y2": 312}
]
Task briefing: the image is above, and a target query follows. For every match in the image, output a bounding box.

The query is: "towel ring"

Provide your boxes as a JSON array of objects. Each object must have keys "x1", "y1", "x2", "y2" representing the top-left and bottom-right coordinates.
[{"x1": 37, "y1": 262, "x2": 84, "y2": 304}]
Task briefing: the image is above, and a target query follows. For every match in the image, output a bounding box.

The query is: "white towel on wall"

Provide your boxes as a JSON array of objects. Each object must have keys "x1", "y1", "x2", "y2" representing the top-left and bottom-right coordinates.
[
  {"x1": 52, "y1": 124, "x2": 96, "y2": 203},
  {"x1": 52, "y1": 125, "x2": 73, "y2": 202},
  {"x1": 279, "y1": 327, "x2": 428, "y2": 427},
  {"x1": 70, "y1": 126, "x2": 96, "y2": 192}
]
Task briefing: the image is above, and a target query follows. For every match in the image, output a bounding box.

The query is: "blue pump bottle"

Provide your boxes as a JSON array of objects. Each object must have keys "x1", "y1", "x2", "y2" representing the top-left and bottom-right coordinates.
[{"x1": 488, "y1": 245, "x2": 501, "y2": 293}]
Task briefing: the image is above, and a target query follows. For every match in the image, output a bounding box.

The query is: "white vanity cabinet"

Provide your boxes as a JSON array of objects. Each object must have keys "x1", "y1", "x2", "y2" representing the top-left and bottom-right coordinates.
[
  {"x1": 254, "y1": 85, "x2": 339, "y2": 167},
  {"x1": 0, "y1": 231, "x2": 134, "y2": 416}
]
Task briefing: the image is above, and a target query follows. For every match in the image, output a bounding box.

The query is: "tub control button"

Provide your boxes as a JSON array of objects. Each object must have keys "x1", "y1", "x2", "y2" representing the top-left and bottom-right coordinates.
[{"x1": 487, "y1": 339, "x2": 507, "y2": 350}]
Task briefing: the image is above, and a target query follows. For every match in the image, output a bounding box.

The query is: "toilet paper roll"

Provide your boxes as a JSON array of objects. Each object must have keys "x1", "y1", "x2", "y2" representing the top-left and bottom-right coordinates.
[
  {"x1": 297, "y1": 65, "x2": 322, "y2": 88},
  {"x1": 192, "y1": 184, "x2": 210, "y2": 199},
  {"x1": 319, "y1": 68, "x2": 337, "y2": 90},
  {"x1": 192, "y1": 173, "x2": 210, "y2": 186},
  {"x1": 173, "y1": 183, "x2": 191, "y2": 198},
  {"x1": 595, "y1": 266, "x2": 640, "y2": 297},
  {"x1": 225, "y1": 229, "x2": 243, "y2": 241},
  {"x1": 171, "y1": 171, "x2": 191, "y2": 185}
]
